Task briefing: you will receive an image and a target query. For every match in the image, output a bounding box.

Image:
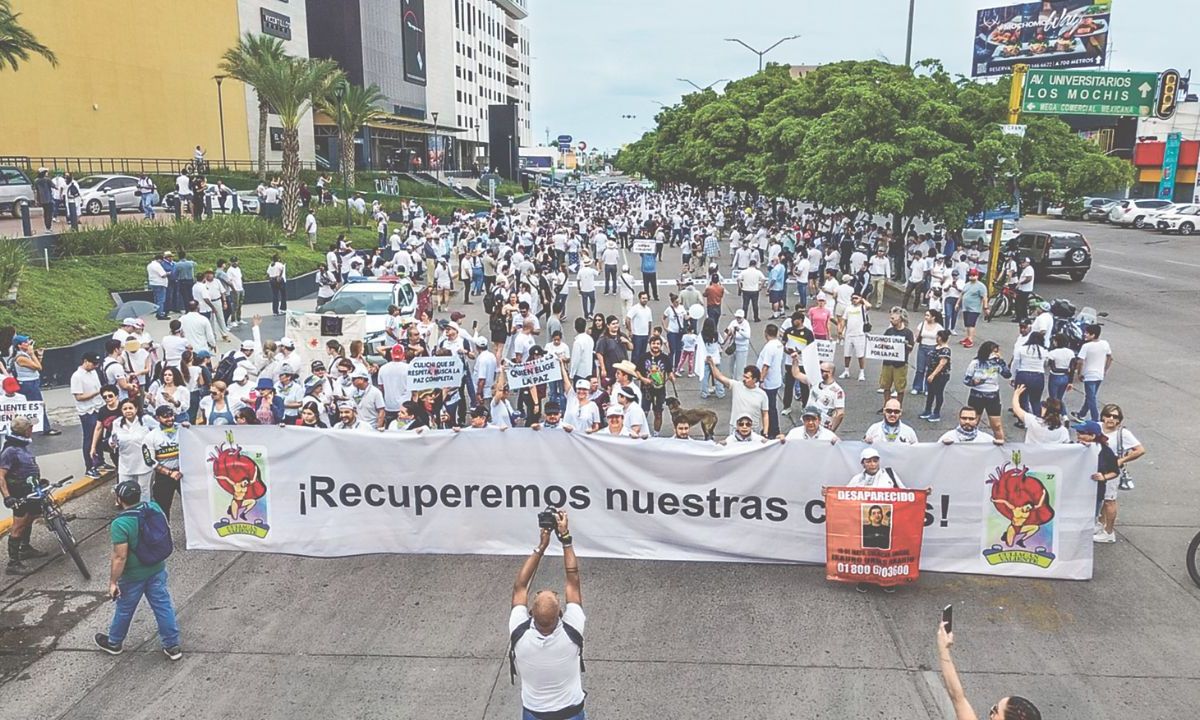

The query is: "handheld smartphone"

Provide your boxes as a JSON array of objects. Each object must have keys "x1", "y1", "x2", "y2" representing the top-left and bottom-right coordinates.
[{"x1": 941, "y1": 604, "x2": 953, "y2": 634}]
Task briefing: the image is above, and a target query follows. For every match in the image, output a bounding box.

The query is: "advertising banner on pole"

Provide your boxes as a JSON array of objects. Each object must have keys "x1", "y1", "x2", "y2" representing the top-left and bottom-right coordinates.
[
  {"x1": 1159, "y1": 131, "x2": 1183, "y2": 200},
  {"x1": 0, "y1": 399, "x2": 44, "y2": 433},
  {"x1": 866, "y1": 334, "x2": 907, "y2": 361},
  {"x1": 824, "y1": 486, "x2": 929, "y2": 587},
  {"x1": 406, "y1": 356, "x2": 464, "y2": 391},
  {"x1": 181, "y1": 427, "x2": 1097, "y2": 580},
  {"x1": 972, "y1": 0, "x2": 1113, "y2": 78},
  {"x1": 631, "y1": 238, "x2": 657, "y2": 255},
  {"x1": 506, "y1": 356, "x2": 561, "y2": 390}
]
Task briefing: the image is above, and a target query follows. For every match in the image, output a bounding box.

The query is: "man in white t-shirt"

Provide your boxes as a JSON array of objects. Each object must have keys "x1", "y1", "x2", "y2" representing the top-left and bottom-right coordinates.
[
  {"x1": 509, "y1": 511, "x2": 586, "y2": 720},
  {"x1": 472, "y1": 338, "x2": 498, "y2": 403},
  {"x1": 756, "y1": 324, "x2": 785, "y2": 437},
  {"x1": 706, "y1": 357, "x2": 769, "y2": 435},
  {"x1": 783, "y1": 405, "x2": 838, "y2": 443},
  {"x1": 626, "y1": 292, "x2": 654, "y2": 365},
  {"x1": 1015, "y1": 255, "x2": 1036, "y2": 321},
  {"x1": 377, "y1": 346, "x2": 411, "y2": 422},
  {"x1": 738, "y1": 259, "x2": 765, "y2": 322},
  {"x1": 1074, "y1": 323, "x2": 1112, "y2": 422},
  {"x1": 838, "y1": 293, "x2": 871, "y2": 380}
]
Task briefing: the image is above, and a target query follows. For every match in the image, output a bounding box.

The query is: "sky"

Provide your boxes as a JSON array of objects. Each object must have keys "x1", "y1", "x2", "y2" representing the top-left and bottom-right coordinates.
[{"x1": 526, "y1": 0, "x2": 1198, "y2": 153}]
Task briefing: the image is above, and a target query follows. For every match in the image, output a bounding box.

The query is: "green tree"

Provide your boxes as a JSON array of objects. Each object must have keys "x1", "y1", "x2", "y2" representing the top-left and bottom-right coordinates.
[
  {"x1": 317, "y1": 81, "x2": 386, "y2": 193},
  {"x1": 253, "y1": 56, "x2": 340, "y2": 234},
  {"x1": 220, "y1": 33, "x2": 289, "y2": 179},
  {"x1": 0, "y1": 0, "x2": 56, "y2": 71}
]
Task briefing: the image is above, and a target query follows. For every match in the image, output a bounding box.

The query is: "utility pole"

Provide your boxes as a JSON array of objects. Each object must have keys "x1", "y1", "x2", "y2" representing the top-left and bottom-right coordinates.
[
  {"x1": 986, "y1": 64, "x2": 1027, "y2": 294},
  {"x1": 431, "y1": 111, "x2": 441, "y2": 198},
  {"x1": 904, "y1": 0, "x2": 916, "y2": 66},
  {"x1": 213, "y1": 75, "x2": 228, "y2": 170}
]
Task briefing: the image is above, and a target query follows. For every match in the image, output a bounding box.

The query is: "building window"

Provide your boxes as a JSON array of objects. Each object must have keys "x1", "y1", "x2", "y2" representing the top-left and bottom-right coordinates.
[
  {"x1": 455, "y1": 0, "x2": 460, "y2": 29},
  {"x1": 456, "y1": 90, "x2": 462, "y2": 101},
  {"x1": 455, "y1": 66, "x2": 461, "y2": 78}
]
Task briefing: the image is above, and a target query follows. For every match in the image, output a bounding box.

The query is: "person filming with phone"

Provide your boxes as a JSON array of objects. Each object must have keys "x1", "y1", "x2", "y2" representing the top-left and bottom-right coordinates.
[
  {"x1": 937, "y1": 612, "x2": 1041, "y2": 720},
  {"x1": 509, "y1": 508, "x2": 586, "y2": 720}
]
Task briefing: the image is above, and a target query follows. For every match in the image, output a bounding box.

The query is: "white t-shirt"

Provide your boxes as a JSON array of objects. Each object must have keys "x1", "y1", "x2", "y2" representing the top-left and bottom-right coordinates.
[
  {"x1": 864, "y1": 421, "x2": 919, "y2": 444},
  {"x1": 811, "y1": 382, "x2": 846, "y2": 428},
  {"x1": 1017, "y1": 265, "x2": 1035, "y2": 292},
  {"x1": 568, "y1": 334, "x2": 594, "y2": 379},
  {"x1": 69, "y1": 367, "x2": 103, "y2": 414},
  {"x1": 564, "y1": 399, "x2": 601, "y2": 431},
  {"x1": 474, "y1": 351, "x2": 498, "y2": 397},
  {"x1": 621, "y1": 402, "x2": 650, "y2": 438},
  {"x1": 938, "y1": 428, "x2": 995, "y2": 443},
  {"x1": 848, "y1": 469, "x2": 906, "y2": 488},
  {"x1": 627, "y1": 304, "x2": 653, "y2": 336},
  {"x1": 840, "y1": 304, "x2": 867, "y2": 337},
  {"x1": 377, "y1": 361, "x2": 410, "y2": 411},
  {"x1": 509, "y1": 603, "x2": 586, "y2": 713},
  {"x1": 729, "y1": 382, "x2": 769, "y2": 433},
  {"x1": 1076, "y1": 339, "x2": 1111, "y2": 381},
  {"x1": 739, "y1": 266, "x2": 765, "y2": 292},
  {"x1": 577, "y1": 266, "x2": 598, "y2": 293},
  {"x1": 1024, "y1": 416, "x2": 1070, "y2": 444},
  {"x1": 756, "y1": 339, "x2": 785, "y2": 390},
  {"x1": 1047, "y1": 347, "x2": 1074, "y2": 375},
  {"x1": 784, "y1": 426, "x2": 838, "y2": 442},
  {"x1": 1104, "y1": 427, "x2": 1141, "y2": 456}
]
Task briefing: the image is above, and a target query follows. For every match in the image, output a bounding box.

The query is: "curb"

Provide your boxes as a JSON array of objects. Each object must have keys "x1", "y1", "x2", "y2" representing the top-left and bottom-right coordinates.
[{"x1": 0, "y1": 471, "x2": 113, "y2": 538}]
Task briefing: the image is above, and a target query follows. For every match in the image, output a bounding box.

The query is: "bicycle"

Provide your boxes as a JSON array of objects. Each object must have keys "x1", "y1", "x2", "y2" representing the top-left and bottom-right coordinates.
[
  {"x1": 17, "y1": 476, "x2": 89, "y2": 580},
  {"x1": 1188, "y1": 529, "x2": 1200, "y2": 588}
]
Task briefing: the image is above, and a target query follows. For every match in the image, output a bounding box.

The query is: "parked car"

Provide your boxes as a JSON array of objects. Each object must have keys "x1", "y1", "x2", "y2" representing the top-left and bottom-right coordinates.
[
  {"x1": 1139, "y1": 202, "x2": 1191, "y2": 230},
  {"x1": 1049, "y1": 196, "x2": 1113, "y2": 220},
  {"x1": 315, "y1": 276, "x2": 421, "y2": 350},
  {"x1": 162, "y1": 185, "x2": 260, "y2": 214},
  {"x1": 1155, "y1": 204, "x2": 1200, "y2": 235},
  {"x1": 0, "y1": 167, "x2": 33, "y2": 217},
  {"x1": 1108, "y1": 198, "x2": 1173, "y2": 228},
  {"x1": 962, "y1": 218, "x2": 1020, "y2": 244},
  {"x1": 77, "y1": 174, "x2": 141, "y2": 214},
  {"x1": 1085, "y1": 199, "x2": 1119, "y2": 221},
  {"x1": 1006, "y1": 231, "x2": 1092, "y2": 281}
]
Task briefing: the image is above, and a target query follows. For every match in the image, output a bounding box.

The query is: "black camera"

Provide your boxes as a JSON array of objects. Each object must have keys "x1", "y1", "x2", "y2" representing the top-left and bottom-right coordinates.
[{"x1": 538, "y1": 506, "x2": 559, "y2": 530}]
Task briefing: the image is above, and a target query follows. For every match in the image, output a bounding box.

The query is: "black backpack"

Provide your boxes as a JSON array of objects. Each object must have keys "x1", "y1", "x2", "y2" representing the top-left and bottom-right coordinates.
[
  {"x1": 119, "y1": 502, "x2": 174, "y2": 566},
  {"x1": 509, "y1": 617, "x2": 584, "y2": 685},
  {"x1": 213, "y1": 351, "x2": 240, "y2": 384}
]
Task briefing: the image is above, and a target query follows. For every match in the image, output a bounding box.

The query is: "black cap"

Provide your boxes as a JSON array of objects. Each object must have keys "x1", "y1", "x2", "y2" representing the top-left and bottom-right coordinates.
[
  {"x1": 544, "y1": 401, "x2": 562, "y2": 414},
  {"x1": 470, "y1": 405, "x2": 490, "y2": 418},
  {"x1": 82, "y1": 352, "x2": 101, "y2": 364},
  {"x1": 311, "y1": 360, "x2": 326, "y2": 372},
  {"x1": 114, "y1": 481, "x2": 141, "y2": 505}
]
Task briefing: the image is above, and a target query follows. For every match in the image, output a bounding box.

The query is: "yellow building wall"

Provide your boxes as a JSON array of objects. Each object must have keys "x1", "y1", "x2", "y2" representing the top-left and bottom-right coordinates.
[{"x1": 1, "y1": 0, "x2": 250, "y2": 162}]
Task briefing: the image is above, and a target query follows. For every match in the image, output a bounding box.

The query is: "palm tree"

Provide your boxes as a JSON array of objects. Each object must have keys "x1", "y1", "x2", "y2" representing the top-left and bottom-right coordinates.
[
  {"x1": 253, "y1": 56, "x2": 340, "y2": 234},
  {"x1": 219, "y1": 33, "x2": 287, "y2": 179},
  {"x1": 318, "y1": 81, "x2": 386, "y2": 192},
  {"x1": 0, "y1": 0, "x2": 57, "y2": 71}
]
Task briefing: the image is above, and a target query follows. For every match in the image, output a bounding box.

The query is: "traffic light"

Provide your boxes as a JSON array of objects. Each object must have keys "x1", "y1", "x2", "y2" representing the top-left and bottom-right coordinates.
[{"x1": 1156, "y1": 69, "x2": 1180, "y2": 120}]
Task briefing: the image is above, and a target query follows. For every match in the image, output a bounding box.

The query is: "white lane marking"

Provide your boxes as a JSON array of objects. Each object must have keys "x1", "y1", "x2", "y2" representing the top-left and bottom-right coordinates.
[
  {"x1": 1093, "y1": 263, "x2": 1166, "y2": 280},
  {"x1": 1162, "y1": 258, "x2": 1200, "y2": 270},
  {"x1": 1094, "y1": 248, "x2": 1126, "y2": 255}
]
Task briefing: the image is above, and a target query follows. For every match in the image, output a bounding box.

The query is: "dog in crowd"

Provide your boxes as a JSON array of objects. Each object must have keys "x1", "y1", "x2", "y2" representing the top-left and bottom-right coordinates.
[{"x1": 664, "y1": 397, "x2": 718, "y2": 440}]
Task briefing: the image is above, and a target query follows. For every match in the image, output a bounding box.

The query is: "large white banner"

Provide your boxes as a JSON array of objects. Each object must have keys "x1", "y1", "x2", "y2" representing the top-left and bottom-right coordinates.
[{"x1": 180, "y1": 427, "x2": 1096, "y2": 580}]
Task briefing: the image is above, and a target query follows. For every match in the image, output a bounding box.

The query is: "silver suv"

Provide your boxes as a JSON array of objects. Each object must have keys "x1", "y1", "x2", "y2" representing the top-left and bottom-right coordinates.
[{"x1": 0, "y1": 167, "x2": 33, "y2": 218}]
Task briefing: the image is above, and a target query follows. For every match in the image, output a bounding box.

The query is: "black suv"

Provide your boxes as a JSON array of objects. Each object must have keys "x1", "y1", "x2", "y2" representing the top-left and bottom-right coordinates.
[{"x1": 1005, "y1": 231, "x2": 1092, "y2": 282}]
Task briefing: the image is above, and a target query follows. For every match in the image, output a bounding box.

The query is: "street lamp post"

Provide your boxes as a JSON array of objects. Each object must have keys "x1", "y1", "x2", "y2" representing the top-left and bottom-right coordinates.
[
  {"x1": 507, "y1": 133, "x2": 515, "y2": 183},
  {"x1": 676, "y1": 77, "x2": 730, "y2": 92},
  {"x1": 904, "y1": 0, "x2": 917, "y2": 66},
  {"x1": 334, "y1": 82, "x2": 350, "y2": 230},
  {"x1": 724, "y1": 35, "x2": 800, "y2": 72},
  {"x1": 213, "y1": 75, "x2": 228, "y2": 170},
  {"x1": 431, "y1": 111, "x2": 441, "y2": 198}
]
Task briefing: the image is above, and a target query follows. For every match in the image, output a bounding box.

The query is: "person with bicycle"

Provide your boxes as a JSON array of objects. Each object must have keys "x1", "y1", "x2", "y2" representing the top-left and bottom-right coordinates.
[{"x1": 0, "y1": 417, "x2": 49, "y2": 575}]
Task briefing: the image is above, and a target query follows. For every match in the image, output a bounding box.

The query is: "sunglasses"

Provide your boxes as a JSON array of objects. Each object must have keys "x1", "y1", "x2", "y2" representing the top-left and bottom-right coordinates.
[
  {"x1": 884, "y1": 409, "x2": 901, "y2": 414},
  {"x1": 101, "y1": 393, "x2": 116, "y2": 399},
  {"x1": 1101, "y1": 413, "x2": 1122, "y2": 420},
  {"x1": 736, "y1": 420, "x2": 753, "y2": 426}
]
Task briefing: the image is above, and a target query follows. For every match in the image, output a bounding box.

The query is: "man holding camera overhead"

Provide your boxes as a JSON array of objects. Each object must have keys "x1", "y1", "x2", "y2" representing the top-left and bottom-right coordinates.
[{"x1": 510, "y1": 509, "x2": 586, "y2": 720}]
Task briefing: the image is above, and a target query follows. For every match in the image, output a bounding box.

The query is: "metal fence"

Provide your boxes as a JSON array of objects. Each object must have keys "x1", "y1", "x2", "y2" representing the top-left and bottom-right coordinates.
[{"x1": 0, "y1": 156, "x2": 323, "y2": 176}]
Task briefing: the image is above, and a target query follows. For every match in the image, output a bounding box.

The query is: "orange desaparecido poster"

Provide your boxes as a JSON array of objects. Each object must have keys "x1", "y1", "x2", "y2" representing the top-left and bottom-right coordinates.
[{"x1": 823, "y1": 486, "x2": 929, "y2": 587}]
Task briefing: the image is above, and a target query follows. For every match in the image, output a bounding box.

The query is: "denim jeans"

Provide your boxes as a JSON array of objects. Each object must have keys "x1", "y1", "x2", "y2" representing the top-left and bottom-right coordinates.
[
  {"x1": 1015, "y1": 370, "x2": 1044, "y2": 415},
  {"x1": 79, "y1": 412, "x2": 99, "y2": 471},
  {"x1": 1081, "y1": 379, "x2": 1102, "y2": 421},
  {"x1": 18, "y1": 379, "x2": 51, "y2": 431},
  {"x1": 580, "y1": 291, "x2": 596, "y2": 318},
  {"x1": 141, "y1": 194, "x2": 155, "y2": 219},
  {"x1": 107, "y1": 568, "x2": 180, "y2": 648},
  {"x1": 1047, "y1": 373, "x2": 1070, "y2": 404},
  {"x1": 152, "y1": 285, "x2": 168, "y2": 318},
  {"x1": 270, "y1": 279, "x2": 288, "y2": 314},
  {"x1": 764, "y1": 386, "x2": 780, "y2": 437},
  {"x1": 631, "y1": 334, "x2": 648, "y2": 366},
  {"x1": 604, "y1": 265, "x2": 617, "y2": 294},
  {"x1": 667, "y1": 331, "x2": 682, "y2": 371},
  {"x1": 912, "y1": 344, "x2": 933, "y2": 393},
  {"x1": 795, "y1": 279, "x2": 808, "y2": 307},
  {"x1": 943, "y1": 297, "x2": 958, "y2": 331}
]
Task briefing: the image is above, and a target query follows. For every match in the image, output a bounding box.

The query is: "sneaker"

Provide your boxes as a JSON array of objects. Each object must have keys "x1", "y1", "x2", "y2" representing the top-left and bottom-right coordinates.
[
  {"x1": 6, "y1": 560, "x2": 30, "y2": 576},
  {"x1": 910, "y1": 389, "x2": 919, "y2": 395},
  {"x1": 839, "y1": 370, "x2": 850, "y2": 379},
  {"x1": 926, "y1": 415, "x2": 941, "y2": 422},
  {"x1": 918, "y1": 413, "x2": 931, "y2": 420},
  {"x1": 100, "y1": 462, "x2": 116, "y2": 471},
  {"x1": 962, "y1": 340, "x2": 973, "y2": 348},
  {"x1": 1093, "y1": 530, "x2": 1116, "y2": 544},
  {"x1": 1118, "y1": 479, "x2": 1134, "y2": 490},
  {"x1": 890, "y1": 391, "x2": 898, "y2": 398},
  {"x1": 781, "y1": 407, "x2": 792, "y2": 416},
  {"x1": 855, "y1": 582, "x2": 869, "y2": 594},
  {"x1": 20, "y1": 543, "x2": 48, "y2": 559},
  {"x1": 857, "y1": 371, "x2": 865, "y2": 381},
  {"x1": 1094, "y1": 520, "x2": 1104, "y2": 534},
  {"x1": 876, "y1": 388, "x2": 885, "y2": 394},
  {"x1": 94, "y1": 633, "x2": 123, "y2": 655},
  {"x1": 163, "y1": 645, "x2": 183, "y2": 661},
  {"x1": 950, "y1": 329, "x2": 959, "y2": 336},
  {"x1": 882, "y1": 586, "x2": 897, "y2": 594},
  {"x1": 85, "y1": 468, "x2": 102, "y2": 480}
]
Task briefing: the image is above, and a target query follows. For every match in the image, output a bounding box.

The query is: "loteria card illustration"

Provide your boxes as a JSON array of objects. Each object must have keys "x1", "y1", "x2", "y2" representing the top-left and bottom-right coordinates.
[
  {"x1": 207, "y1": 431, "x2": 271, "y2": 539},
  {"x1": 983, "y1": 451, "x2": 1057, "y2": 569}
]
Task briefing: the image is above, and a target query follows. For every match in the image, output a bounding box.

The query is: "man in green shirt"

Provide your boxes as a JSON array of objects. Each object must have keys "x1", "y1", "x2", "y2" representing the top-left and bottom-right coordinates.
[{"x1": 94, "y1": 481, "x2": 181, "y2": 661}]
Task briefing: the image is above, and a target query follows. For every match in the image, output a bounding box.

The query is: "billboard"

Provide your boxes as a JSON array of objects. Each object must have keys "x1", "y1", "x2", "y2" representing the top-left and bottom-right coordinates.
[
  {"x1": 972, "y1": 1, "x2": 1112, "y2": 78},
  {"x1": 402, "y1": 0, "x2": 427, "y2": 85}
]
